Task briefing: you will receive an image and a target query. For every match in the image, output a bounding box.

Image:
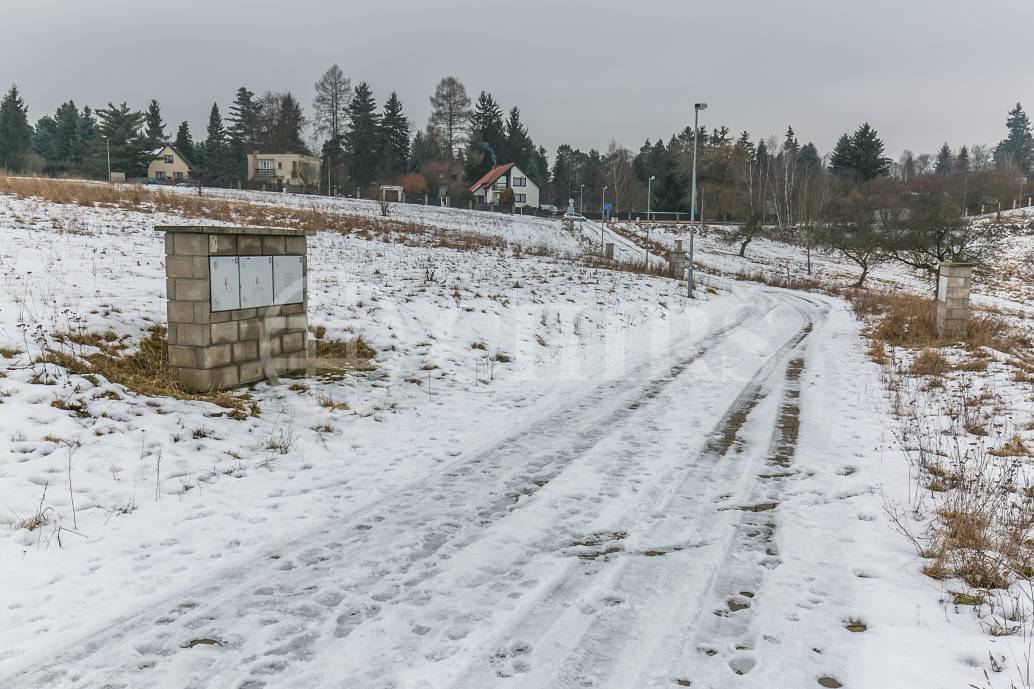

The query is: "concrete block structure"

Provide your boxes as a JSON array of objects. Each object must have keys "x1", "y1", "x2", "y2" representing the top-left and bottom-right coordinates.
[
  {"x1": 670, "y1": 239, "x2": 687, "y2": 278},
  {"x1": 158, "y1": 225, "x2": 308, "y2": 392},
  {"x1": 936, "y1": 262, "x2": 974, "y2": 339}
]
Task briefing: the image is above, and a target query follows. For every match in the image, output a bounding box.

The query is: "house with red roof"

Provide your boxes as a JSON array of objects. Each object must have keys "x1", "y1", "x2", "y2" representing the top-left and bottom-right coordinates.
[{"x1": 469, "y1": 163, "x2": 540, "y2": 209}]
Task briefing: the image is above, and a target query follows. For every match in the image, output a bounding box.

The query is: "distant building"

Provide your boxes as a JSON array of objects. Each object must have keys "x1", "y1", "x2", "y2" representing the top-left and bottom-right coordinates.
[
  {"x1": 147, "y1": 144, "x2": 194, "y2": 183},
  {"x1": 469, "y1": 163, "x2": 540, "y2": 209},
  {"x1": 246, "y1": 152, "x2": 320, "y2": 191}
]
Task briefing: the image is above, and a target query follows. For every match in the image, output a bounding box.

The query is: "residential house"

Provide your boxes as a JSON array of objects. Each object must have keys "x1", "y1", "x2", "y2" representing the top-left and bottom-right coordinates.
[
  {"x1": 246, "y1": 152, "x2": 320, "y2": 191},
  {"x1": 147, "y1": 144, "x2": 194, "y2": 183},
  {"x1": 469, "y1": 163, "x2": 540, "y2": 209}
]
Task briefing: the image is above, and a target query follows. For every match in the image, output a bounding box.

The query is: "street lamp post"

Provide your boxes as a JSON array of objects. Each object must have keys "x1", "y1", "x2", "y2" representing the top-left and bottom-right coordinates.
[
  {"x1": 580, "y1": 184, "x2": 585, "y2": 216},
  {"x1": 646, "y1": 175, "x2": 655, "y2": 264},
  {"x1": 104, "y1": 136, "x2": 111, "y2": 182},
  {"x1": 600, "y1": 186, "x2": 608, "y2": 252},
  {"x1": 689, "y1": 102, "x2": 707, "y2": 298}
]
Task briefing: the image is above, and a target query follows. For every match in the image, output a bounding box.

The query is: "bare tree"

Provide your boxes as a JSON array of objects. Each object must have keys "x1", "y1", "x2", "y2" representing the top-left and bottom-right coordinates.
[
  {"x1": 428, "y1": 76, "x2": 472, "y2": 159},
  {"x1": 604, "y1": 141, "x2": 638, "y2": 212},
  {"x1": 970, "y1": 143, "x2": 993, "y2": 172},
  {"x1": 312, "y1": 64, "x2": 352, "y2": 144}
]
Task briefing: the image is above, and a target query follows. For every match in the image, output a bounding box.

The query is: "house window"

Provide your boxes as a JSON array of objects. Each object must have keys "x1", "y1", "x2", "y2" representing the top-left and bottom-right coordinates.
[
  {"x1": 173, "y1": 172, "x2": 184, "y2": 181},
  {"x1": 515, "y1": 194, "x2": 527, "y2": 204},
  {"x1": 164, "y1": 155, "x2": 173, "y2": 164},
  {"x1": 278, "y1": 161, "x2": 283, "y2": 170},
  {"x1": 259, "y1": 159, "x2": 274, "y2": 170},
  {"x1": 155, "y1": 171, "x2": 165, "y2": 180},
  {"x1": 513, "y1": 176, "x2": 526, "y2": 187}
]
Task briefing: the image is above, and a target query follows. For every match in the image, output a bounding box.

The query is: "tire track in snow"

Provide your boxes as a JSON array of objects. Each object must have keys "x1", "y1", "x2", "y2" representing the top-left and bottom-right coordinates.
[
  {"x1": 444, "y1": 291, "x2": 821, "y2": 689},
  {"x1": 2, "y1": 294, "x2": 771, "y2": 689}
]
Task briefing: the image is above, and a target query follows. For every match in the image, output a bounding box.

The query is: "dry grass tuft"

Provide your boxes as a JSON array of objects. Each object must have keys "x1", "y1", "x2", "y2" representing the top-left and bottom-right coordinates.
[
  {"x1": 909, "y1": 349, "x2": 949, "y2": 377},
  {"x1": 39, "y1": 325, "x2": 258, "y2": 416}
]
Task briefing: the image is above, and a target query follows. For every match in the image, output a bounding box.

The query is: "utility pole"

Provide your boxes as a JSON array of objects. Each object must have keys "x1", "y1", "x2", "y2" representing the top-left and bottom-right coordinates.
[
  {"x1": 104, "y1": 136, "x2": 111, "y2": 182},
  {"x1": 601, "y1": 185, "x2": 608, "y2": 252},
  {"x1": 689, "y1": 102, "x2": 707, "y2": 298},
  {"x1": 646, "y1": 175, "x2": 655, "y2": 264}
]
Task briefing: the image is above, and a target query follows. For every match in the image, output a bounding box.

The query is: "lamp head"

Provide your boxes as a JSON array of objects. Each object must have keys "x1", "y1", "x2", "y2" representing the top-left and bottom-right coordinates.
[
  {"x1": 649, "y1": 175, "x2": 656, "y2": 181},
  {"x1": 695, "y1": 103, "x2": 708, "y2": 111}
]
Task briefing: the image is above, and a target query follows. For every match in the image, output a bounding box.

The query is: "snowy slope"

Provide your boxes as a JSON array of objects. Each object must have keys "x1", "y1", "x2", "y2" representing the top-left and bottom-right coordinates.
[{"x1": 0, "y1": 188, "x2": 1020, "y2": 688}]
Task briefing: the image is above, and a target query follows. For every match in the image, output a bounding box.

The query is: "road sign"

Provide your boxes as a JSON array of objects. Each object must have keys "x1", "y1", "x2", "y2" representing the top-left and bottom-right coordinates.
[{"x1": 603, "y1": 202, "x2": 613, "y2": 211}]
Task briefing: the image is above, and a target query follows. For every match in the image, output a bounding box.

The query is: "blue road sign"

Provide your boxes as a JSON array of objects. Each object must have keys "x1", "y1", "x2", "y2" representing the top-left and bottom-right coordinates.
[{"x1": 603, "y1": 202, "x2": 613, "y2": 211}]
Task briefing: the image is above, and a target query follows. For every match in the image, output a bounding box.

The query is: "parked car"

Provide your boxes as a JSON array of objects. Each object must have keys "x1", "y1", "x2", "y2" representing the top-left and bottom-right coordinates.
[
  {"x1": 540, "y1": 204, "x2": 560, "y2": 214},
  {"x1": 175, "y1": 181, "x2": 195, "y2": 187},
  {"x1": 563, "y1": 211, "x2": 586, "y2": 221}
]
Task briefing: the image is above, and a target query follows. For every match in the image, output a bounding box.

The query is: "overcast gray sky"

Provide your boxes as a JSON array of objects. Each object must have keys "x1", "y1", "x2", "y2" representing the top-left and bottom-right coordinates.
[{"x1": 5, "y1": 0, "x2": 1032, "y2": 160}]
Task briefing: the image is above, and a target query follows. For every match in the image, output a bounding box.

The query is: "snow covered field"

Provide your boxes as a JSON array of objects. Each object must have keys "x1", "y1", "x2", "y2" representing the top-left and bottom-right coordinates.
[{"x1": 0, "y1": 185, "x2": 1030, "y2": 688}]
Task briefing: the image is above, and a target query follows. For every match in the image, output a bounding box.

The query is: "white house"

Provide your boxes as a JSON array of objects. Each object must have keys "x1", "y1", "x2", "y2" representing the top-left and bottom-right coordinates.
[
  {"x1": 469, "y1": 163, "x2": 540, "y2": 209},
  {"x1": 147, "y1": 143, "x2": 194, "y2": 183}
]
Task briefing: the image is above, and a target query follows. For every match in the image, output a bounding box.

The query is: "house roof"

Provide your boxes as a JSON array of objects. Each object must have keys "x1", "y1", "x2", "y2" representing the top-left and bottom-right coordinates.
[{"x1": 469, "y1": 163, "x2": 515, "y2": 193}]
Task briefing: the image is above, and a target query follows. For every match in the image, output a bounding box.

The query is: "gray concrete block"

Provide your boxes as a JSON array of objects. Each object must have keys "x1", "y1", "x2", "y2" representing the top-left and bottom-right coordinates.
[
  {"x1": 211, "y1": 321, "x2": 239, "y2": 345},
  {"x1": 175, "y1": 278, "x2": 209, "y2": 302},
  {"x1": 177, "y1": 323, "x2": 211, "y2": 347},
  {"x1": 211, "y1": 366, "x2": 239, "y2": 389},
  {"x1": 168, "y1": 345, "x2": 196, "y2": 368},
  {"x1": 262, "y1": 236, "x2": 286, "y2": 255},
  {"x1": 239, "y1": 361, "x2": 264, "y2": 383},
  {"x1": 197, "y1": 344, "x2": 233, "y2": 369},
  {"x1": 168, "y1": 300, "x2": 194, "y2": 324},
  {"x1": 233, "y1": 340, "x2": 258, "y2": 362},
  {"x1": 238, "y1": 235, "x2": 262, "y2": 255},
  {"x1": 285, "y1": 236, "x2": 306, "y2": 254},
  {"x1": 173, "y1": 233, "x2": 208, "y2": 256},
  {"x1": 177, "y1": 368, "x2": 213, "y2": 392},
  {"x1": 210, "y1": 234, "x2": 236, "y2": 255}
]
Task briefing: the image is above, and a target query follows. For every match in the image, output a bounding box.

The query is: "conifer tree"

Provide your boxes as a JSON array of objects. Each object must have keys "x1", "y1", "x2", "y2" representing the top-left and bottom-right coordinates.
[
  {"x1": 955, "y1": 146, "x2": 971, "y2": 175},
  {"x1": 829, "y1": 124, "x2": 890, "y2": 181},
  {"x1": 934, "y1": 143, "x2": 954, "y2": 175},
  {"x1": 203, "y1": 103, "x2": 231, "y2": 185},
  {"x1": 32, "y1": 116, "x2": 57, "y2": 163},
  {"x1": 144, "y1": 99, "x2": 166, "y2": 145},
  {"x1": 174, "y1": 121, "x2": 195, "y2": 162},
  {"x1": 465, "y1": 91, "x2": 504, "y2": 181},
  {"x1": 377, "y1": 91, "x2": 410, "y2": 182},
  {"x1": 798, "y1": 142, "x2": 821, "y2": 172},
  {"x1": 503, "y1": 106, "x2": 534, "y2": 171},
  {"x1": 0, "y1": 85, "x2": 32, "y2": 172},
  {"x1": 227, "y1": 87, "x2": 260, "y2": 179},
  {"x1": 91, "y1": 102, "x2": 149, "y2": 177},
  {"x1": 52, "y1": 100, "x2": 80, "y2": 166},
  {"x1": 994, "y1": 103, "x2": 1034, "y2": 174},
  {"x1": 343, "y1": 82, "x2": 380, "y2": 193}
]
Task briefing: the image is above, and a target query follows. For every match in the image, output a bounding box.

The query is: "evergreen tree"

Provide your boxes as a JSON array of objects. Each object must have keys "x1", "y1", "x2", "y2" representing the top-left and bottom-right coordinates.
[
  {"x1": 32, "y1": 116, "x2": 57, "y2": 163},
  {"x1": 203, "y1": 103, "x2": 231, "y2": 185},
  {"x1": 0, "y1": 85, "x2": 33, "y2": 172},
  {"x1": 91, "y1": 102, "x2": 149, "y2": 177},
  {"x1": 75, "y1": 106, "x2": 95, "y2": 168},
  {"x1": 227, "y1": 86, "x2": 260, "y2": 180},
  {"x1": 343, "y1": 82, "x2": 380, "y2": 193},
  {"x1": 798, "y1": 142, "x2": 821, "y2": 171},
  {"x1": 994, "y1": 103, "x2": 1034, "y2": 174},
  {"x1": 829, "y1": 124, "x2": 890, "y2": 182},
  {"x1": 934, "y1": 143, "x2": 954, "y2": 175},
  {"x1": 955, "y1": 145, "x2": 971, "y2": 175},
  {"x1": 377, "y1": 91, "x2": 410, "y2": 182},
  {"x1": 653, "y1": 139, "x2": 687, "y2": 212},
  {"x1": 174, "y1": 121, "x2": 195, "y2": 162},
  {"x1": 409, "y1": 127, "x2": 442, "y2": 173},
  {"x1": 144, "y1": 99, "x2": 166, "y2": 145},
  {"x1": 503, "y1": 106, "x2": 534, "y2": 172},
  {"x1": 828, "y1": 134, "x2": 854, "y2": 175},
  {"x1": 52, "y1": 100, "x2": 80, "y2": 167},
  {"x1": 467, "y1": 92, "x2": 502, "y2": 182},
  {"x1": 465, "y1": 91, "x2": 504, "y2": 181},
  {"x1": 782, "y1": 126, "x2": 799, "y2": 155},
  {"x1": 262, "y1": 92, "x2": 307, "y2": 153}
]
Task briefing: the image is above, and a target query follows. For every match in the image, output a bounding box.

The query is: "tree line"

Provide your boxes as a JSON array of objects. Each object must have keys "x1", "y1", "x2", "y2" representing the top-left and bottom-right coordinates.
[{"x1": 0, "y1": 75, "x2": 1032, "y2": 224}]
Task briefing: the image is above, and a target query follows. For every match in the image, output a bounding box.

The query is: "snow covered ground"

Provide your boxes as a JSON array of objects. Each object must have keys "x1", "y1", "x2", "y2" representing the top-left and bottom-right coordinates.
[{"x1": 0, "y1": 186, "x2": 1029, "y2": 688}]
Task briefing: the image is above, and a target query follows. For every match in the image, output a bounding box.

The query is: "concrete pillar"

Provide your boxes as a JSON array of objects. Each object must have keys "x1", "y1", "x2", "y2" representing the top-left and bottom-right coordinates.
[
  {"x1": 157, "y1": 225, "x2": 309, "y2": 392},
  {"x1": 936, "y1": 262, "x2": 974, "y2": 339},
  {"x1": 669, "y1": 239, "x2": 687, "y2": 278},
  {"x1": 605, "y1": 243, "x2": 614, "y2": 260}
]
